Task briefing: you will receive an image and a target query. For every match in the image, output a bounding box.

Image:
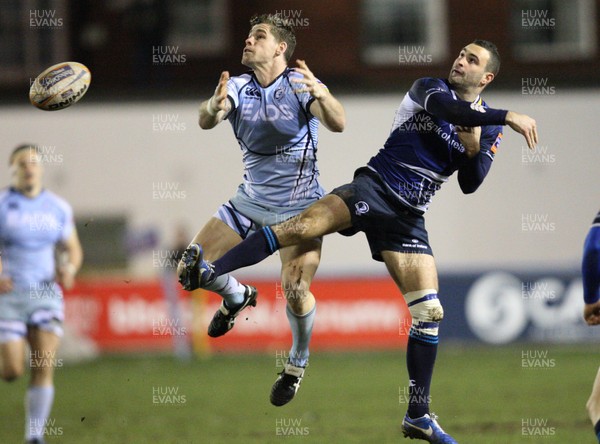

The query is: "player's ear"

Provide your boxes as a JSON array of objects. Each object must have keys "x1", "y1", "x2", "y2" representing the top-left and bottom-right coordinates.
[
  {"x1": 480, "y1": 72, "x2": 495, "y2": 88},
  {"x1": 276, "y1": 41, "x2": 287, "y2": 58}
]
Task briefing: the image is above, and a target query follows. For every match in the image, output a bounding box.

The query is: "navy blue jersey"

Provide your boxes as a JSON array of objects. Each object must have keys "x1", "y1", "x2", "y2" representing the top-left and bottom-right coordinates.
[
  {"x1": 582, "y1": 209, "x2": 600, "y2": 304},
  {"x1": 368, "y1": 78, "x2": 504, "y2": 213}
]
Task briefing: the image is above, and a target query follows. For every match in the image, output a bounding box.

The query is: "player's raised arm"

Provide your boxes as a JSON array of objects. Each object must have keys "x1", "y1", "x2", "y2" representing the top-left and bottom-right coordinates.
[
  {"x1": 583, "y1": 215, "x2": 600, "y2": 325},
  {"x1": 420, "y1": 84, "x2": 538, "y2": 150},
  {"x1": 292, "y1": 60, "x2": 345, "y2": 133},
  {"x1": 199, "y1": 71, "x2": 231, "y2": 129},
  {"x1": 455, "y1": 126, "x2": 482, "y2": 159}
]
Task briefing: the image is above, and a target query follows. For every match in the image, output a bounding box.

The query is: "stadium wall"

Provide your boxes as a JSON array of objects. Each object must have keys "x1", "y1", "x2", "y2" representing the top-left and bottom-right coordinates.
[{"x1": 0, "y1": 91, "x2": 597, "y2": 278}]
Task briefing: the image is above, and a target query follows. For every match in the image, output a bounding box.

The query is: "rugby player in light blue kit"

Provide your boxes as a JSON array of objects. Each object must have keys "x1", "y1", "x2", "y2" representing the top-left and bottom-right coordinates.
[
  {"x1": 0, "y1": 144, "x2": 83, "y2": 444},
  {"x1": 583, "y1": 209, "x2": 600, "y2": 442},
  {"x1": 180, "y1": 40, "x2": 538, "y2": 442},
  {"x1": 177, "y1": 14, "x2": 345, "y2": 406}
]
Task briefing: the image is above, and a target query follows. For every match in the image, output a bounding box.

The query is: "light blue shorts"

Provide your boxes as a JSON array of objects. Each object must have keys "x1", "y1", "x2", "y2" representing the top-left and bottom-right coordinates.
[
  {"x1": 214, "y1": 185, "x2": 318, "y2": 239},
  {"x1": 0, "y1": 283, "x2": 64, "y2": 342}
]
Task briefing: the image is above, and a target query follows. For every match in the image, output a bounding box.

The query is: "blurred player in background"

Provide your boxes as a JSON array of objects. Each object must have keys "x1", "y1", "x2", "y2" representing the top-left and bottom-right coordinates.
[
  {"x1": 178, "y1": 13, "x2": 345, "y2": 405},
  {"x1": 160, "y1": 223, "x2": 192, "y2": 360},
  {"x1": 180, "y1": 40, "x2": 538, "y2": 442},
  {"x1": 583, "y1": 209, "x2": 600, "y2": 442},
  {"x1": 0, "y1": 144, "x2": 83, "y2": 444}
]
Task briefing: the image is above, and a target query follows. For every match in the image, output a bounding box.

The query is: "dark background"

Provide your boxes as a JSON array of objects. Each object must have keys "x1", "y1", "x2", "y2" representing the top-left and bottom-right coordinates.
[{"x1": 2, "y1": 0, "x2": 599, "y2": 102}]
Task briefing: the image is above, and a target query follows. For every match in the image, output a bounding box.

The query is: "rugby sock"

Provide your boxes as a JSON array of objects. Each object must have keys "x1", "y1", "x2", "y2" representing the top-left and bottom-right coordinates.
[
  {"x1": 25, "y1": 385, "x2": 54, "y2": 440},
  {"x1": 213, "y1": 227, "x2": 280, "y2": 277},
  {"x1": 594, "y1": 420, "x2": 600, "y2": 443},
  {"x1": 286, "y1": 303, "x2": 316, "y2": 368},
  {"x1": 204, "y1": 274, "x2": 245, "y2": 308},
  {"x1": 406, "y1": 337, "x2": 437, "y2": 419}
]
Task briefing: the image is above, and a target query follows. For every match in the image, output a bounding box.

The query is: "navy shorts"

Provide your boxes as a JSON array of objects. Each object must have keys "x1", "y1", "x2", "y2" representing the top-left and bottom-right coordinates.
[{"x1": 330, "y1": 167, "x2": 433, "y2": 261}]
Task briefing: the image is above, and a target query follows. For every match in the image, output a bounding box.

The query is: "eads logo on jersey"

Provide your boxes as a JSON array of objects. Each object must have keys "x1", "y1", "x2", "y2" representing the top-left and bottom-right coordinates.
[{"x1": 355, "y1": 201, "x2": 370, "y2": 215}]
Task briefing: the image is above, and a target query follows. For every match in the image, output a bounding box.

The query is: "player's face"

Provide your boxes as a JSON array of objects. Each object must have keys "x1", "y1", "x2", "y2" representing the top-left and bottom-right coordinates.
[
  {"x1": 11, "y1": 148, "x2": 43, "y2": 193},
  {"x1": 242, "y1": 24, "x2": 285, "y2": 68},
  {"x1": 448, "y1": 44, "x2": 492, "y2": 91}
]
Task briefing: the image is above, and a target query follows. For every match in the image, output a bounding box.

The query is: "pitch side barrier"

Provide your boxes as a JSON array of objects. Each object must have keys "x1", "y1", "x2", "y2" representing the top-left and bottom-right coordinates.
[{"x1": 62, "y1": 271, "x2": 587, "y2": 354}]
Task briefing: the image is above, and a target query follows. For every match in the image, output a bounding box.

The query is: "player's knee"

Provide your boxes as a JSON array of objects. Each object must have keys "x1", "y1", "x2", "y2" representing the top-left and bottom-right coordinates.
[
  {"x1": 405, "y1": 289, "x2": 443, "y2": 343},
  {"x1": 1, "y1": 365, "x2": 24, "y2": 382},
  {"x1": 282, "y1": 277, "x2": 310, "y2": 305},
  {"x1": 586, "y1": 393, "x2": 600, "y2": 421}
]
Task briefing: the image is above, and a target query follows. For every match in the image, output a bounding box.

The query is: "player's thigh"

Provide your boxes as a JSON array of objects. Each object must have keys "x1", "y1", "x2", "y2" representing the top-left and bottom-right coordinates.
[
  {"x1": 381, "y1": 251, "x2": 439, "y2": 294},
  {"x1": 27, "y1": 327, "x2": 61, "y2": 383},
  {"x1": 190, "y1": 217, "x2": 242, "y2": 261},
  {"x1": 274, "y1": 195, "x2": 352, "y2": 244},
  {"x1": 0, "y1": 338, "x2": 26, "y2": 380}
]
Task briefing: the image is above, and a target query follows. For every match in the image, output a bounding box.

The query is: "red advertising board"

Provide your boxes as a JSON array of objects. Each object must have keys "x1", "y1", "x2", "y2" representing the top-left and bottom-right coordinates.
[{"x1": 64, "y1": 277, "x2": 410, "y2": 353}]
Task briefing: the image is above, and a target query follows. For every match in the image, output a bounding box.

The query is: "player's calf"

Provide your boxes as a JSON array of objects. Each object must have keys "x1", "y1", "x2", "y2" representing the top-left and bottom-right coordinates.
[{"x1": 0, "y1": 340, "x2": 25, "y2": 382}]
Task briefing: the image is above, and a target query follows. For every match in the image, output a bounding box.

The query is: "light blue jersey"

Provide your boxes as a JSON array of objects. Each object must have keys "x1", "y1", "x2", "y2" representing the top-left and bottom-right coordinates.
[
  {"x1": 0, "y1": 187, "x2": 74, "y2": 290},
  {"x1": 225, "y1": 68, "x2": 325, "y2": 207}
]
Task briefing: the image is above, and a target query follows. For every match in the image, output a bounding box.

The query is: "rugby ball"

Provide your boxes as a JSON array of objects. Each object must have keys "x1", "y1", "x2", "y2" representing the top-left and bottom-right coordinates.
[{"x1": 29, "y1": 61, "x2": 91, "y2": 111}]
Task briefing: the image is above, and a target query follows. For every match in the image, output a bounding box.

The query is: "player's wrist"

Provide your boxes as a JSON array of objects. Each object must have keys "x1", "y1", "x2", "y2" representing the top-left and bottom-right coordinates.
[
  {"x1": 206, "y1": 97, "x2": 218, "y2": 117},
  {"x1": 63, "y1": 263, "x2": 77, "y2": 276},
  {"x1": 314, "y1": 87, "x2": 330, "y2": 101}
]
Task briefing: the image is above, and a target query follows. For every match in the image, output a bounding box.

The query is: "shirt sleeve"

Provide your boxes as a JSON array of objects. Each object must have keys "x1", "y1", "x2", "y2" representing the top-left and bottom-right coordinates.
[
  {"x1": 408, "y1": 77, "x2": 450, "y2": 108},
  {"x1": 457, "y1": 127, "x2": 503, "y2": 194},
  {"x1": 583, "y1": 222, "x2": 600, "y2": 304},
  {"x1": 223, "y1": 77, "x2": 239, "y2": 121},
  {"x1": 409, "y1": 78, "x2": 508, "y2": 126},
  {"x1": 59, "y1": 201, "x2": 74, "y2": 242}
]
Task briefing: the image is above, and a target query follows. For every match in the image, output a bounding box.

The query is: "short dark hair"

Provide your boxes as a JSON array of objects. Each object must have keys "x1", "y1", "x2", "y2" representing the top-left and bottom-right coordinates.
[
  {"x1": 250, "y1": 14, "x2": 297, "y2": 62},
  {"x1": 472, "y1": 39, "x2": 500, "y2": 76},
  {"x1": 9, "y1": 144, "x2": 38, "y2": 166}
]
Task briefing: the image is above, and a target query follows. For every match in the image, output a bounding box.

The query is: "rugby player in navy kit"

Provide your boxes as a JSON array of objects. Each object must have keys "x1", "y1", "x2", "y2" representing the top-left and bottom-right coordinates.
[
  {"x1": 180, "y1": 40, "x2": 537, "y2": 442},
  {"x1": 583, "y1": 209, "x2": 600, "y2": 442}
]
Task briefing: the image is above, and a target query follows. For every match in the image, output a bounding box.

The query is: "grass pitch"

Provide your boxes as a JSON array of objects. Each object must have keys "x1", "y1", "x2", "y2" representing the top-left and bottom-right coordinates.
[{"x1": 0, "y1": 345, "x2": 597, "y2": 443}]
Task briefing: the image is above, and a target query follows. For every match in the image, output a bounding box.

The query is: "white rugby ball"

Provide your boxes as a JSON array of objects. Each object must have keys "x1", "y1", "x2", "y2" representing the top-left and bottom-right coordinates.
[{"x1": 29, "y1": 61, "x2": 91, "y2": 111}]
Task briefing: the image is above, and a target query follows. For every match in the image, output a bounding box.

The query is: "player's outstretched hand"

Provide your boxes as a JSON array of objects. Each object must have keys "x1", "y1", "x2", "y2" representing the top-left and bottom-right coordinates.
[
  {"x1": 56, "y1": 265, "x2": 76, "y2": 290},
  {"x1": 0, "y1": 276, "x2": 13, "y2": 294},
  {"x1": 291, "y1": 60, "x2": 328, "y2": 99},
  {"x1": 584, "y1": 301, "x2": 600, "y2": 326},
  {"x1": 209, "y1": 71, "x2": 230, "y2": 114},
  {"x1": 505, "y1": 111, "x2": 538, "y2": 150}
]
